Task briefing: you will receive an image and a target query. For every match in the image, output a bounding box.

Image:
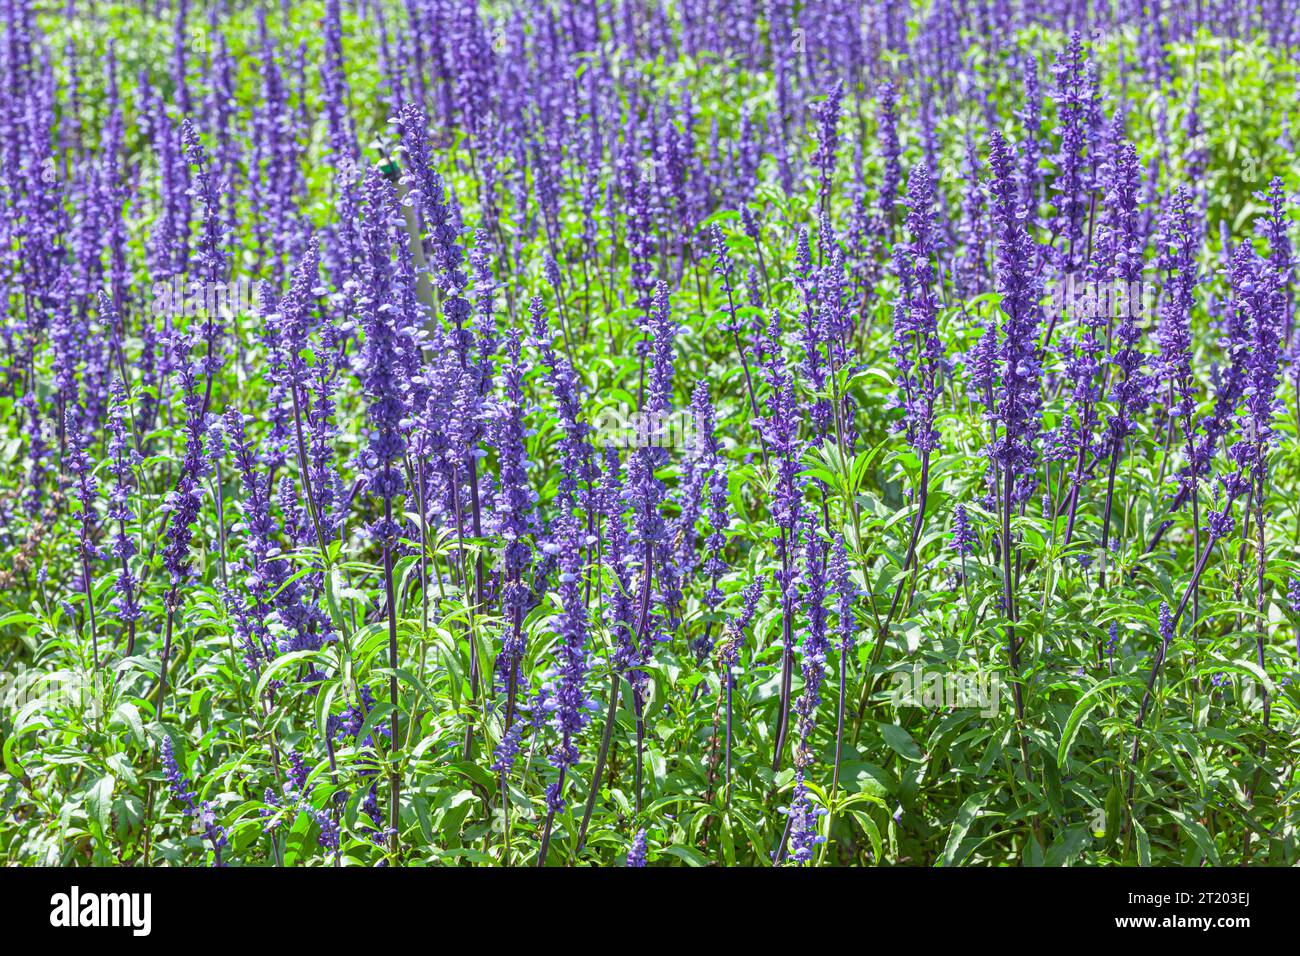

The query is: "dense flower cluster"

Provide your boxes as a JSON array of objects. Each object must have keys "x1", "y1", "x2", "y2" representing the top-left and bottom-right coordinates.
[{"x1": 2, "y1": 0, "x2": 1299, "y2": 872}]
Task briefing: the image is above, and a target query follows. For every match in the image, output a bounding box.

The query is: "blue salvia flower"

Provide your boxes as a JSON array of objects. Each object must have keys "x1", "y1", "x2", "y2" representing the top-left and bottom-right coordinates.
[
  {"x1": 223, "y1": 409, "x2": 330, "y2": 656},
  {"x1": 783, "y1": 771, "x2": 827, "y2": 866},
  {"x1": 1057, "y1": 251, "x2": 1105, "y2": 490},
  {"x1": 1155, "y1": 186, "x2": 1200, "y2": 444},
  {"x1": 793, "y1": 228, "x2": 831, "y2": 441},
  {"x1": 1017, "y1": 56, "x2": 1042, "y2": 208},
  {"x1": 180, "y1": 120, "x2": 228, "y2": 389},
  {"x1": 626, "y1": 828, "x2": 647, "y2": 867},
  {"x1": 644, "y1": 281, "x2": 678, "y2": 425},
  {"x1": 1157, "y1": 601, "x2": 1174, "y2": 651},
  {"x1": 162, "y1": 736, "x2": 197, "y2": 807},
  {"x1": 986, "y1": 129, "x2": 1044, "y2": 723},
  {"x1": 762, "y1": 341, "x2": 804, "y2": 539},
  {"x1": 161, "y1": 333, "x2": 208, "y2": 600},
  {"x1": 819, "y1": 246, "x2": 851, "y2": 374},
  {"x1": 491, "y1": 720, "x2": 525, "y2": 776},
  {"x1": 741, "y1": 204, "x2": 762, "y2": 247},
  {"x1": 626, "y1": 282, "x2": 678, "y2": 663},
  {"x1": 951, "y1": 503, "x2": 977, "y2": 557},
  {"x1": 1226, "y1": 242, "x2": 1285, "y2": 483},
  {"x1": 145, "y1": 106, "x2": 188, "y2": 279},
  {"x1": 625, "y1": 156, "x2": 658, "y2": 321},
  {"x1": 762, "y1": 347, "x2": 806, "y2": 771},
  {"x1": 306, "y1": 305, "x2": 345, "y2": 538},
  {"x1": 1254, "y1": 177, "x2": 1294, "y2": 333},
  {"x1": 20, "y1": 391, "x2": 50, "y2": 517},
  {"x1": 105, "y1": 379, "x2": 141, "y2": 643},
  {"x1": 829, "y1": 534, "x2": 857, "y2": 654},
  {"x1": 698, "y1": 395, "x2": 731, "y2": 632},
  {"x1": 793, "y1": 524, "x2": 830, "y2": 763},
  {"x1": 1188, "y1": 243, "x2": 1255, "y2": 481},
  {"x1": 490, "y1": 329, "x2": 537, "y2": 708},
  {"x1": 956, "y1": 135, "x2": 989, "y2": 299},
  {"x1": 718, "y1": 579, "x2": 765, "y2": 677},
  {"x1": 396, "y1": 103, "x2": 466, "y2": 296},
  {"x1": 1101, "y1": 136, "x2": 1150, "y2": 448},
  {"x1": 224, "y1": 410, "x2": 279, "y2": 588},
  {"x1": 709, "y1": 223, "x2": 742, "y2": 334},
  {"x1": 470, "y1": 229, "x2": 499, "y2": 376},
  {"x1": 543, "y1": 506, "x2": 591, "y2": 815},
  {"x1": 891, "y1": 163, "x2": 944, "y2": 455},
  {"x1": 272, "y1": 236, "x2": 321, "y2": 400},
  {"x1": 254, "y1": 283, "x2": 294, "y2": 475},
  {"x1": 224, "y1": 587, "x2": 276, "y2": 672},
  {"x1": 531, "y1": 297, "x2": 592, "y2": 507},
  {"x1": 710, "y1": 221, "x2": 735, "y2": 283},
  {"x1": 987, "y1": 130, "x2": 1044, "y2": 505},
  {"x1": 1245, "y1": 181, "x2": 1293, "y2": 445},
  {"x1": 161, "y1": 736, "x2": 228, "y2": 867},
  {"x1": 260, "y1": 750, "x2": 338, "y2": 850},
  {"x1": 601, "y1": 448, "x2": 640, "y2": 675},
  {"x1": 876, "y1": 81, "x2": 901, "y2": 230},
  {"x1": 64, "y1": 402, "x2": 102, "y2": 665},
  {"x1": 1049, "y1": 32, "x2": 1091, "y2": 276},
  {"x1": 968, "y1": 312, "x2": 1000, "y2": 415},
  {"x1": 780, "y1": 520, "x2": 832, "y2": 864},
  {"x1": 1204, "y1": 501, "x2": 1236, "y2": 542},
  {"x1": 63, "y1": 405, "x2": 98, "y2": 549},
  {"x1": 357, "y1": 167, "x2": 408, "y2": 546},
  {"x1": 276, "y1": 473, "x2": 309, "y2": 547},
  {"x1": 813, "y1": 81, "x2": 844, "y2": 224},
  {"x1": 312, "y1": 809, "x2": 341, "y2": 850}
]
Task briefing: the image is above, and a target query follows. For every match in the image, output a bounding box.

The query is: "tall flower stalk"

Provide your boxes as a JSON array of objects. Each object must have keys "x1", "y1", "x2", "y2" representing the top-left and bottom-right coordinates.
[
  {"x1": 884, "y1": 162, "x2": 943, "y2": 625},
  {"x1": 985, "y1": 130, "x2": 1042, "y2": 737},
  {"x1": 64, "y1": 404, "x2": 100, "y2": 669},
  {"x1": 105, "y1": 377, "x2": 142, "y2": 655},
  {"x1": 357, "y1": 167, "x2": 409, "y2": 858},
  {"x1": 536, "y1": 506, "x2": 590, "y2": 866}
]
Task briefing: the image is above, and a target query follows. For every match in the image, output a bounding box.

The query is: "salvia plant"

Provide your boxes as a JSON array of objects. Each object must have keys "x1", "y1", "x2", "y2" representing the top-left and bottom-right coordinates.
[{"x1": 1, "y1": 0, "x2": 1300, "y2": 869}]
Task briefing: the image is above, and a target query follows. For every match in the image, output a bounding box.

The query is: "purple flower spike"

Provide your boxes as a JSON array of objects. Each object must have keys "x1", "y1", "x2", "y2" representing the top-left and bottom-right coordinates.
[
  {"x1": 626, "y1": 829, "x2": 647, "y2": 867},
  {"x1": 951, "y1": 504, "x2": 977, "y2": 557}
]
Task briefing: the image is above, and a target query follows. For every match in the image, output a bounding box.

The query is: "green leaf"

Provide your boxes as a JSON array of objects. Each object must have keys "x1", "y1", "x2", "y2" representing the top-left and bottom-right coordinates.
[
  {"x1": 878, "y1": 722, "x2": 925, "y2": 762},
  {"x1": 112, "y1": 702, "x2": 145, "y2": 744},
  {"x1": 1134, "y1": 819, "x2": 1151, "y2": 867},
  {"x1": 1167, "y1": 809, "x2": 1220, "y2": 865},
  {"x1": 1045, "y1": 825, "x2": 1092, "y2": 867},
  {"x1": 660, "y1": 845, "x2": 708, "y2": 867},
  {"x1": 1104, "y1": 785, "x2": 1122, "y2": 844},
  {"x1": 254, "y1": 649, "x2": 322, "y2": 701},
  {"x1": 942, "y1": 791, "x2": 986, "y2": 867},
  {"x1": 88, "y1": 774, "x2": 115, "y2": 837},
  {"x1": 850, "y1": 808, "x2": 884, "y2": 863},
  {"x1": 1057, "y1": 676, "x2": 1131, "y2": 767}
]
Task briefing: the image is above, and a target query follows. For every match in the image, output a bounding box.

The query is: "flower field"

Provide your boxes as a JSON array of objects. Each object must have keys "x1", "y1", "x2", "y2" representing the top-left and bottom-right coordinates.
[{"x1": 2, "y1": 0, "x2": 1299, "y2": 869}]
